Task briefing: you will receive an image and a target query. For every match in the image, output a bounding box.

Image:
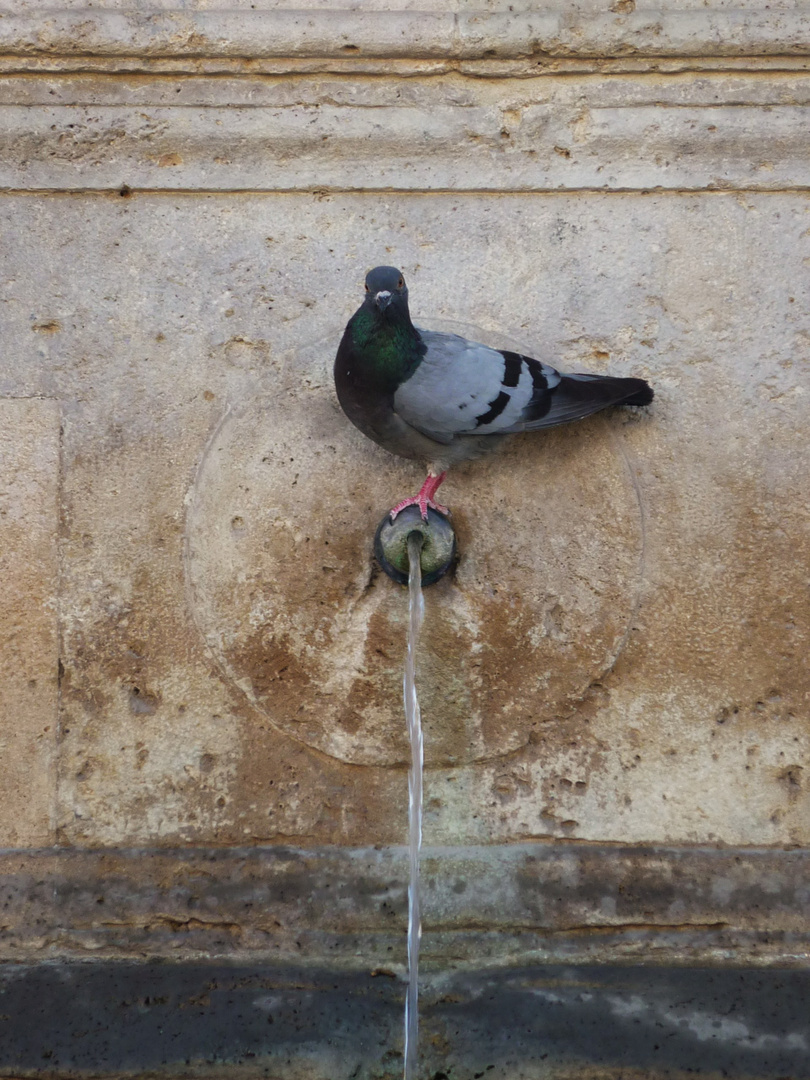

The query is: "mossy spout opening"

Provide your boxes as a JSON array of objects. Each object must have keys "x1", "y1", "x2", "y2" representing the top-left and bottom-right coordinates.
[{"x1": 374, "y1": 505, "x2": 456, "y2": 586}]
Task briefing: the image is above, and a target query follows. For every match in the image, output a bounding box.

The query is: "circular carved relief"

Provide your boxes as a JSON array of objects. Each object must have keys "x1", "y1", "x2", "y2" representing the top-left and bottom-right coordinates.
[{"x1": 185, "y1": 323, "x2": 644, "y2": 767}]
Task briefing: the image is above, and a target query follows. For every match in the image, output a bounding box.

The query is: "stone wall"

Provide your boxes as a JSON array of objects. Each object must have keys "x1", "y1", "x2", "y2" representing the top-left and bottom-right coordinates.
[{"x1": 0, "y1": 3, "x2": 809, "y2": 1076}]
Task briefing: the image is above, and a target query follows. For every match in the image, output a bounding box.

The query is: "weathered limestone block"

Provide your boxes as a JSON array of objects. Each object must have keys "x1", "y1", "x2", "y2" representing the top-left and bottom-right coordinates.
[
  {"x1": 0, "y1": 188, "x2": 806, "y2": 848},
  {"x1": 187, "y1": 357, "x2": 643, "y2": 769},
  {"x1": 2, "y1": 73, "x2": 810, "y2": 192},
  {"x1": 2, "y1": 845, "x2": 809, "y2": 966},
  {"x1": 0, "y1": 399, "x2": 59, "y2": 845},
  {"x1": 4, "y1": 4, "x2": 810, "y2": 63},
  {"x1": 0, "y1": 5, "x2": 807, "y2": 854},
  {"x1": 0, "y1": 7, "x2": 809, "y2": 1078}
]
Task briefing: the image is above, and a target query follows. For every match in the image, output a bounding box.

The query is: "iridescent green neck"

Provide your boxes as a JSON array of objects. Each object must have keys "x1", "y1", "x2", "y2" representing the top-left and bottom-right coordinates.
[{"x1": 350, "y1": 307, "x2": 425, "y2": 388}]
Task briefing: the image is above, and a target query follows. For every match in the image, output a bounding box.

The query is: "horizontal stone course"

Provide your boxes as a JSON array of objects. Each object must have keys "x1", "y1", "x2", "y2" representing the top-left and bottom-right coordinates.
[
  {"x1": 1, "y1": 92, "x2": 810, "y2": 192},
  {"x1": 2, "y1": 7, "x2": 810, "y2": 62},
  {"x1": 1, "y1": 958, "x2": 809, "y2": 1078},
  {"x1": 1, "y1": 845, "x2": 808, "y2": 965}
]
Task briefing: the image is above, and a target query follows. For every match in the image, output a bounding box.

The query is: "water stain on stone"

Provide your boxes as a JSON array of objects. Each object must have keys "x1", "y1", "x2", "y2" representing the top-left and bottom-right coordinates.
[{"x1": 186, "y1": 359, "x2": 644, "y2": 769}]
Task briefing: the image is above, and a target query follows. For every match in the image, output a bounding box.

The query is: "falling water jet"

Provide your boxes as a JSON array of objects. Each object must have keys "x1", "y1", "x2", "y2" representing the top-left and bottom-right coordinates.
[
  {"x1": 403, "y1": 529, "x2": 424, "y2": 1080},
  {"x1": 374, "y1": 504, "x2": 457, "y2": 1079}
]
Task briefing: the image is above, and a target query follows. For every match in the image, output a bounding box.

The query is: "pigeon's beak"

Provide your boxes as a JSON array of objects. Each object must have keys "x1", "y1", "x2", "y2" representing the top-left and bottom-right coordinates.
[{"x1": 374, "y1": 290, "x2": 393, "y2": 311}]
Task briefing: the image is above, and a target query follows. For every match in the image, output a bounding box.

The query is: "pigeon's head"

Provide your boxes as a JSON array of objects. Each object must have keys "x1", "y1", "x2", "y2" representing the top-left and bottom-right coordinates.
[{"x1": 364, "y1": 265, "x2": 409, "y2": 317}]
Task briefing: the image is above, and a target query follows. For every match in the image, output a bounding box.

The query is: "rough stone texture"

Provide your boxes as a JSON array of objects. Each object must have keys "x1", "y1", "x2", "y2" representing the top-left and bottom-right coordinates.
[
  {"x1": 0, "y1": 399, "x2": 59, "y2": 846},
  {"x1": 4, "y1": 4, "x2": 810, "y2": 63},
  {"x1": 1, "y1": 959, "x2": 809, "y2": 1079},
  {"x1": 4, "y1": 73, "x2": 810, "y2": 192},
  {"x1": 0, "y1": 190, "x2": 803, "y2": 848},
  {"x1": 1, "y1": 846, "x2": 809, "y2": 967},
  {"x1": 187, "y1": 369, "x2": 643, "y2": 768},
  {"x1": 0, "y1": 6, "x2": 809, "y2": 1074}
]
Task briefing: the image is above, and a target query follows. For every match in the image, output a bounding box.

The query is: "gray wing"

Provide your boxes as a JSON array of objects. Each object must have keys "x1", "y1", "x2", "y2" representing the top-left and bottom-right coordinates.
[
  {"x1": 394, "y1": 329, "x2": 652, "y2": 442},
  {"x1": 393, "y1": 330, "x2": 561, "y2": 443}
]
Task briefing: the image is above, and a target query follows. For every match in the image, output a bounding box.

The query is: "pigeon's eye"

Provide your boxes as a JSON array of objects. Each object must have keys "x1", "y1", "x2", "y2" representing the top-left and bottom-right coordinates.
[{"x1": 398, "y1": 277, "x2": 404, "y2": 288}]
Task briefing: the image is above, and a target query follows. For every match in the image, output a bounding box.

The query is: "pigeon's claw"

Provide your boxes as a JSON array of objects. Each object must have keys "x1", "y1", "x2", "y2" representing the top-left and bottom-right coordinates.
[
  {"x1": 390, "y1": 472, "x2": 448, "y2": 521},
  {"x1": 389, "y1": 492, "x2": 450, "y2": 522}
]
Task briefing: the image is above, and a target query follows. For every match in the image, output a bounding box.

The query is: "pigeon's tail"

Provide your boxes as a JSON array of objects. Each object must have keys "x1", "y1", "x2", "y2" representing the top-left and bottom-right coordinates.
[
  {"x1": 512, "y1": 371, "x2": 654, "y2": 432},
  {"x1": 617, "y1": 378, "x2": 654, "y2": 407}
]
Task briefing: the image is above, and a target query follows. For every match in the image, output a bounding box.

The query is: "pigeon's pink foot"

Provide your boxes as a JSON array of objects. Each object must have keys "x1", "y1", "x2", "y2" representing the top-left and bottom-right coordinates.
[{"x1": 390, "y1": 472, "x2": 449, "y2": 521}]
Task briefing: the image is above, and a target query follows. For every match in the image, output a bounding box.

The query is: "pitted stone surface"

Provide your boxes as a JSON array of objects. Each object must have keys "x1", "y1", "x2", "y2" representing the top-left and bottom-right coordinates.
[
  {"x1": 186, "y1": 323, "x2": 643, "y2": 767},
  {"x1": 0, "y1": 958, "x2": 808, "y2": 1079},
  {"x1": 0, "y1": 399, "x2": 59, "y2": 846},
  {"x1": 4, "y1": 72, "x2": 810, "y2": 192},
  {"x1": 2, "y1": 845, "x2": 809, "y2": 966},
  {"x1": 0, "y1": 7, "x2": 808, "y2": 848},
  {"x1": 1, "y1": 10, "x2": 810, "y2": 1076},
  {"x1": 4, "y1": 3, "x2": 810, "y2": 65},
  {"x1": 0, "y1": 191, "x2": 804, "y2": 845}
]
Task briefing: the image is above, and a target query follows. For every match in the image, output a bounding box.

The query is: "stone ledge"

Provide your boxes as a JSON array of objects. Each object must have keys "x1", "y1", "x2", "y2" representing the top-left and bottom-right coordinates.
[
  {"x1": 1, "y1": 7, "x2": 810, "y2": 64},
  {"x1": 1, "y1": 959, "x2": 809, "y2": 1078},
  {"x1": 2, "y1": 845, "x2": 808, "y2": 966},
  {"x1": 2, "y1": 95, "x2": 810, "y2": 192}
]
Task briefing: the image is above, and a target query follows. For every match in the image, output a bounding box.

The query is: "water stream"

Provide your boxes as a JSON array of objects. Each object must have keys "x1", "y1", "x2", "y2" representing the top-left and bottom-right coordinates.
[{"x1": 403, "y1": 531, "x2": 425, "y2": 1080}]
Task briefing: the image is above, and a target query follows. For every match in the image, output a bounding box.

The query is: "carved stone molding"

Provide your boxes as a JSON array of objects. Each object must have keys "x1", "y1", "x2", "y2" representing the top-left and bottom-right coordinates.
[
  {"x1": 2, "y1": 844, "x2": 809, "y2": 965},
  {"x1": 2, "y1": 72, "x2": 810, "y2": 192},
  {"x1": 1, "y1": 5, "x2": 810, "y2": 68}
]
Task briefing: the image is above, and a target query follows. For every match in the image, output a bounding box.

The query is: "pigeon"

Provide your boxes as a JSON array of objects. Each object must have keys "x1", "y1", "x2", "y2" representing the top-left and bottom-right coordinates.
[{"x1": 334, "y1": 265, "x2": 653, "y2": 519}]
